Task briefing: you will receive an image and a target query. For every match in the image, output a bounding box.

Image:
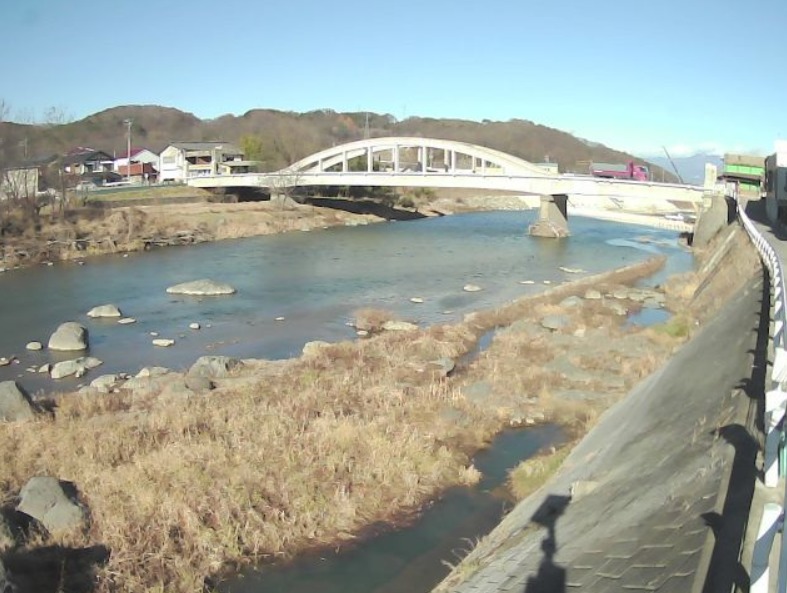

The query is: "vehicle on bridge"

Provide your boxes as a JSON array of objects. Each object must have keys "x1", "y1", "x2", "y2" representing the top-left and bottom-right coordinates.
[{"x1": 590, "y1": 161, "x2": 650, "y2": 182}]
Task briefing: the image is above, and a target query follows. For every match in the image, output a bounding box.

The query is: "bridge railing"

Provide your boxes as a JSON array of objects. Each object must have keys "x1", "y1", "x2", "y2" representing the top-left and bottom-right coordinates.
[{"x1": 736, "y1": 194, "x2": 787, "y2": 592}]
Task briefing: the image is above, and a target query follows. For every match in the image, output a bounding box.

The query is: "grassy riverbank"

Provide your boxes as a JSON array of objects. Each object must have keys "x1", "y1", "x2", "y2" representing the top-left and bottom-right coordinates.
[
  {"x1": 0, "y1": 246, "x2": 723, "y2": 592},
  {"x1": 0, "y1": 197, "x2": 758, "y2": 592},
  {"x1": 0, "y1": 197, "x2": 385, "y2": 269}
]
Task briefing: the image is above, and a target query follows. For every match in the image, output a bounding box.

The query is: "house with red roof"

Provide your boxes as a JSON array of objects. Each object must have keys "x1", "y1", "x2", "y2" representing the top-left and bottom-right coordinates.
[{"x1": 113, "y1": 147, "x2": 159, "y2": 172}]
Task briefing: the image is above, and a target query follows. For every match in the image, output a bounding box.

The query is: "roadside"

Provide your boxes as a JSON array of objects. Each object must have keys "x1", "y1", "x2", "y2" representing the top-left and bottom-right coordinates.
[
  {"x1": 740, "y1": 197, "x2": 787, "y2": 592},
  {"x1": 433, "y1": 222, "x2": 764, "y2": 593}
]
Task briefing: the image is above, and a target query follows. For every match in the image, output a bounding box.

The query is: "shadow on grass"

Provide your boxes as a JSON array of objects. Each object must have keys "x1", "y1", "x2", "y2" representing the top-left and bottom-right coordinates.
[
  {"x1": 305, "y1": 197, "x2": 430, "y2": 221},
  {"x1": 3, "y1": 544, "x2": 109, "y2": 593}
]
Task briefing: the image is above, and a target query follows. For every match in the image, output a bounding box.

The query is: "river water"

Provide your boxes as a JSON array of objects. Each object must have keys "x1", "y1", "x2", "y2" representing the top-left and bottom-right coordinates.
[
  {"x1": 218, "y1": 425, "x2": 563, "y2": 593},
  {"x1": 0, "y1": 210, "x2": 692, "y2": 394}
]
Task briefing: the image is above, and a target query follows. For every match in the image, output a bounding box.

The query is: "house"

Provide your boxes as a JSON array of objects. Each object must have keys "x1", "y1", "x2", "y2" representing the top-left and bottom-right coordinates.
[
  {"x1": 61, "y1": 148, "x2": 115, "y2": 177},
  {"x1": 764, "y1": 141, "x2": 787, "y2": 224},
  {"x1": 158, "y1": 142, "x2": 244, "y2": 182},
  {"x1": 1, "y1": 155, "x2": 58, "y2": 201},
  {"x1": 721, "y1": 153, "x2": 765, "y2": 198},
  {"x1": 217, "y1": 160, "x2": 259, "y2": 175},
  {"x1": 113, "y1": 147, "x2": 160, "y2": 173},
  {"x1": 117, "y1": 162, "x2": 158, "y2": 183},
  {"x1": 1, "y1": 165, "x2": 40, "y2": 201}
]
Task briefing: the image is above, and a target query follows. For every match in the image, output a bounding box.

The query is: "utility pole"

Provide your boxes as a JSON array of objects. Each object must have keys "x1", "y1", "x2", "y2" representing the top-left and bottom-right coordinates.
[
  {"x1": 123, "y1": 119, "x2": 133, "y2": 182},
  {"x1": 662, "y1": 146, "x2": 684, "y2": 184}
]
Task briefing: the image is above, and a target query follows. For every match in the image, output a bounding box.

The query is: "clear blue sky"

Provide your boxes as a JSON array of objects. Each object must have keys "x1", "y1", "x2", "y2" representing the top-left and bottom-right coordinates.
[{"x1": 1, "y1": 0, "x2": 785, "y2": 157}]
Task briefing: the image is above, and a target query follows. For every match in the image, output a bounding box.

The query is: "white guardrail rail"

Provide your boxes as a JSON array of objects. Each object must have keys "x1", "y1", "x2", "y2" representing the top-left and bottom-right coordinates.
[{"x1": 738, "y1": 197, "x2": 787, "y2": 592}]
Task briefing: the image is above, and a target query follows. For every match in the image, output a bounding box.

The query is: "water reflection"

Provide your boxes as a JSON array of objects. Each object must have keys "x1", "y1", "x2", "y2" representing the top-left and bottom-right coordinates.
[{"x1": 218, "y1": 425, "x2": 563, "y2": 593}]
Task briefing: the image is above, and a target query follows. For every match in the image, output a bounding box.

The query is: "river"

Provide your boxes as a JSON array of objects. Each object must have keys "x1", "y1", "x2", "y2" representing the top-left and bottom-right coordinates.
[{"x1": 0, "y1": 210, "x2": 692, "y2": 395}]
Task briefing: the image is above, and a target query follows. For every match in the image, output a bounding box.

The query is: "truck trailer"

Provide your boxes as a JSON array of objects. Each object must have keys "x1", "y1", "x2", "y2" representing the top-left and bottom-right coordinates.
[{"x1": 590, "y1": 161, "x2": 650, "y2": 181}]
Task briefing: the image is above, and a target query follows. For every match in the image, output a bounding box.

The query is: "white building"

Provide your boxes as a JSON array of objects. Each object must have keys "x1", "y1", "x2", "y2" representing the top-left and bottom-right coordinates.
[
  {"x1": 764, "y1": 140, "x2": 787, "y2": 223},
  {"x1": 158, "y1": 142, "x2": 244, "y2": 182},
  {"x1": 113, "y1": 148, "x2": 160, "y2": 172}
]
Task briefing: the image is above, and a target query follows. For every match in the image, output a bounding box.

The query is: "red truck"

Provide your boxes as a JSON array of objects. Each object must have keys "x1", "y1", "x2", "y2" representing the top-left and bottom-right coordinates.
[{"x1": 590, "y1": 161, "x2": 650, "y2": 181}]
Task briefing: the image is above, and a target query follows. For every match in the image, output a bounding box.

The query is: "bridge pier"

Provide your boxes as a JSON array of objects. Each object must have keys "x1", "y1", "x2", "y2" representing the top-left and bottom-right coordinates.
[
  {"x1": 529, "y1": 194, "x2": 570, "y2": 238},
  {"x1": 693, "y1": 193, "x2": 734, "y2": 247}
]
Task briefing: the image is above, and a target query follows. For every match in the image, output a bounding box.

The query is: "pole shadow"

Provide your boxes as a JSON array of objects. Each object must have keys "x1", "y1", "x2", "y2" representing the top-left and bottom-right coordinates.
[
  {"x1": 701, "y1": 424, "x2": 758, "y2": 593},
  {"x1": 523, "y1": 494, "x2": 570, "y2": 593}
]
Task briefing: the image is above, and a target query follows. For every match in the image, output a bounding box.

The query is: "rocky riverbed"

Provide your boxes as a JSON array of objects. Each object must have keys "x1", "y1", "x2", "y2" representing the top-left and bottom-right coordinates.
[{"x1": 0, "y1": 201, "x2": 755, "y2": 593}]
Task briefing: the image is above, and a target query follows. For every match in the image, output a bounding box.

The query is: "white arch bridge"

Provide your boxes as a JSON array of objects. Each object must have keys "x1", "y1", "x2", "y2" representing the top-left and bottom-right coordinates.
[{"x1": 188, "y1": 137, "x2": 708, "y2": 234}]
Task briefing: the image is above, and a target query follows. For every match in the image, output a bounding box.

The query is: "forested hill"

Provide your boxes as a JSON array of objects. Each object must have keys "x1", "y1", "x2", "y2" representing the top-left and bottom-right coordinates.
[{"x1": 0, "y1": 105, "x2": 673, "y2": 180}]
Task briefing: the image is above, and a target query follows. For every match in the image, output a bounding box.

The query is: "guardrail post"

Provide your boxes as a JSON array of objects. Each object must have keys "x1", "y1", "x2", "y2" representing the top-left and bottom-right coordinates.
[
  {"x1": 765, "y1": 389, "x2": 787, "y2": 487},
  {"x1": 752, "y1": 502, "x2": 783, "y2": 592},
  {"x1": 775, "y1": 349, "x2": 787, "y2": 387}
]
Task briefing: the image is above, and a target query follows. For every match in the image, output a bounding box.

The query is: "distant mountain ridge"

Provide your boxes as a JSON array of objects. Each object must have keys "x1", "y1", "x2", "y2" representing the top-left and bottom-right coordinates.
[
  {"x1": 644, "y1": 152, "x2": 724, "y2": 185},
  {"x1": 0, "y1": 105, "x2": 676, "y2": 180}
]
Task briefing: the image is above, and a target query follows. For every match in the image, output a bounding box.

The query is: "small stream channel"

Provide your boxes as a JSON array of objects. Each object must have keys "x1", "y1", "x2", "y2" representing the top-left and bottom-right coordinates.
[{"x1": 218, "y1": 425, "x2": 563, "y2": 593}]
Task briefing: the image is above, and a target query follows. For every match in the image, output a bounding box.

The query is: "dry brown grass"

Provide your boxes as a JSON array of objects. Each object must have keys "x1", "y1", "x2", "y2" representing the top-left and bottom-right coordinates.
[
  {"x1": 0, "y1": 326, "x2": 499, "y2": 592},
  {"x1": 507, "y1": 444, "x2": 574, "y2": 501},
  {"x1": 0, "y1": 231, "x2": 757, "y2": 592},
  {"x1": 1, "y1": 201, "x2": 379, "y2": 269},
  {"x1": 353, "y1": 308, "x2": 399, "y2": 332}
]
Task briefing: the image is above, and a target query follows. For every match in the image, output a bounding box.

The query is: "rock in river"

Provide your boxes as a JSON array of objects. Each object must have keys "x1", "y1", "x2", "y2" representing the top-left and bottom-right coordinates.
[
  {"x1": 166, "y1": 279, "x2": 236, "y2": 296},
  {"x1": 50, "y1": 357, "x2": 103, "y2": 379},
  {"x1": 48, "y1": 322, "x2": 89, "y2": 351},
  {"x1": 86, "y1": 304, "x2": 122, "y2": 318}
]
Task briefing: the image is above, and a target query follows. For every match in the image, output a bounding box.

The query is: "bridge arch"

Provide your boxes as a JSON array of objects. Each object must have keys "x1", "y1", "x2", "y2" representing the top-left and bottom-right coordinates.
[{"x1": 284, "y1": 137, "x2": 552, "y2": 177}]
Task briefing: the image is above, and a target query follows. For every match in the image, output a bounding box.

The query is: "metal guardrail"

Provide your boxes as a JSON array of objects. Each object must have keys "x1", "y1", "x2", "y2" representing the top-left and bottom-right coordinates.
[{"x1": 737, "y1": 196, "x2": 787, "y2": 592}]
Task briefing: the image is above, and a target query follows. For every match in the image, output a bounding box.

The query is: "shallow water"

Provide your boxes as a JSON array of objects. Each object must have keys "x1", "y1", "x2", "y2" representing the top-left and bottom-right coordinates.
[
  {"x1": 0, "y1": 211, "x2": 692, "y2": 393},
  {"x1": 218, "y1": 425, "x2": 563, "y2": 593}
]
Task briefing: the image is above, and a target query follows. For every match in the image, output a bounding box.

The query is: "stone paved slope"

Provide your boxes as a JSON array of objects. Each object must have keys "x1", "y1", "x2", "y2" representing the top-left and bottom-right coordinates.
[{"x1": 437, "y1": 277, "x2": 763, "y2": 593}]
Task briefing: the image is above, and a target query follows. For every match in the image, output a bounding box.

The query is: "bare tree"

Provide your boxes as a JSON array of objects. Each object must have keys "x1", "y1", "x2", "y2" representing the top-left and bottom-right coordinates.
[{"x1": 0, "y1": 100, "x2": 48, "y2": 234}]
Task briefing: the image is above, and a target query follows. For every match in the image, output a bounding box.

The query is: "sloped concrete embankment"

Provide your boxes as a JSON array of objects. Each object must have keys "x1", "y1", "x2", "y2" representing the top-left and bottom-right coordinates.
[{"x1": 436, "y1": 228, "x2": 766, "y2": 593}]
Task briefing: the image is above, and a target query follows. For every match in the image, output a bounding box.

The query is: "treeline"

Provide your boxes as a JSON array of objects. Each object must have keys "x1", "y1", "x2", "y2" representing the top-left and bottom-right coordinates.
[{"x1": 0, "y1": 104, "x2": 670, "y2": 178}]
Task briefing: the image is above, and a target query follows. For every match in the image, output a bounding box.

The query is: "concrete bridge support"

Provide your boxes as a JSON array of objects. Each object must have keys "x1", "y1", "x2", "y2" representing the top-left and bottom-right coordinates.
[
  {"x1": 693, "y1": 193, "x2": 735, "y2": 248},
  {"x1": 529, "y1": 194, "x2": 570, "y2": 238}
]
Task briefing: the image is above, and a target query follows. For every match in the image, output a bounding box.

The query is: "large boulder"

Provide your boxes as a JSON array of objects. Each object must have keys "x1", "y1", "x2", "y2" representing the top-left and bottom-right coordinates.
[
  {"x1": 16, "y1": 477, "x2": 87, "y2": 534},
  {"x1": 48, "y1": 322, "x2": 89, "y2": 351},
  {"x1": 89, "y1": 374, "x2": 124, "y2": 393},
  {"x1": 166, "y1": 279, "x2": 236, "y2": 296},
  {"x1": 86, "y1": 304, "x2": 122, "y2": 318},
  {"x1": 50, "y1": 357, "x2": 103, "y2": 380},
  {"x1": 188, "y1": 356, "x2": 243, "y2": 379},
  {"x1": 541, "y1": 314, "x2": 569, "y2": 331},
  {"x1": 0, "y1": 381, "x2": 36, "y2": 422}
]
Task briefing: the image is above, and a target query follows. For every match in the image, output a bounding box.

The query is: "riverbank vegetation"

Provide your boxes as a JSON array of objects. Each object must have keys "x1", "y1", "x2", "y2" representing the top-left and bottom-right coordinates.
[
  {"x1": 0, "y1": 199, "x2": 382, "y2": 269},
  {"x1": 0, "y1": 253, "x2": 707, "y2": 592}
]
